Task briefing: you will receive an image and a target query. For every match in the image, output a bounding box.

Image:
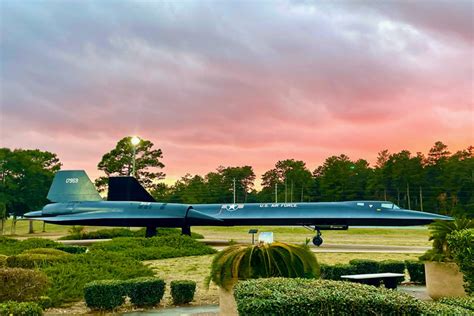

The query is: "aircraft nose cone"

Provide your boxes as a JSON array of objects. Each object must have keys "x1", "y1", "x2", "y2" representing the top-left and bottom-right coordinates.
[{"x1": 24, "y1": 211, "x2": 42, "y2": 218}]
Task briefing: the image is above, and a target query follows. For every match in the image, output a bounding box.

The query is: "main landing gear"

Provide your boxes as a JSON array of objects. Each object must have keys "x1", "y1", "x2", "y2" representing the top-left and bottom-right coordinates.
[{"x1": 312, "y1": 229, "x2": 323, "y2": 247}]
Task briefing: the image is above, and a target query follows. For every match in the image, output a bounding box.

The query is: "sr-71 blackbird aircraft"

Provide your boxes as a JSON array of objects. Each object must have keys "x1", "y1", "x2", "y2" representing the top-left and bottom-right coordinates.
[{"x1": 24, "y1": 170, "x2": 452, "y2": 246}]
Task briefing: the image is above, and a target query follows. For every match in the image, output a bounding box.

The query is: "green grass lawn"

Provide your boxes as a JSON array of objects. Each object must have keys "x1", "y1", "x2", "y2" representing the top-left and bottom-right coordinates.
[{"x1": 2, "y1": 220, "x2": 430, "y2": 247}]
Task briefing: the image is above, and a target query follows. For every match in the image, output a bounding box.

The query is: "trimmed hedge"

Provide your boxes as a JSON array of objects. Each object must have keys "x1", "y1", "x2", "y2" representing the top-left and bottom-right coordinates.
[
  {"x1": 0, "y1": 268, "x2": 49, "y2": 302},
  {"x1": 42, "y1": 251, "x2": 153, "y2": 306},
  {"x1": 439, "y1": 296, "x2": 474, "y2": 311},
  {"x1": 0, "y1": 302, "x2": 43, "y2": 316},
  {"x1": 37, "y1": 296, "x2": 52, "y2": 310},
  {"x1": 56, "y1": 245, "x2": 87, "y2": 254},
  {"x1": 234, "y1": 278, "x2": 472, "y2": 315},
  {"x1": 125, "y1": 277, "x2": 166, "y2": 307},
  {"x1": 0, "y1": 238, "x2": 61, "y2": 256},
  {"x1": 89, "y1": 235, "x2": 216, "y2": 260},
  {"x1": 319, "y1": 264, "x2": 355, "y2": 280},
  {"x1": 378, "y1": 260, "x2": 406, "y2": 284},
  {"x1": 349, "y1": 259, "x2": 379, "y2": 274},
  {"x1": 405, "y1": 260, "x2": 425, "y2": 284},
  {"x1": 7, "y1": 253, "x2": 69, "y2": 268},
  {"x1": 59, "y1": 227, "x2": 204, "y2": 240},
  {"x1": 0, "y1": 255, "x2": 6, "y2": 267},
  {"x1": 171, "y1": 280, "x2": 196, "y2": 305},
  {"x1": 84, "y1": 277, "x2": 166, "y2": 310},
  {"x1": 23, "y1": 248, "x2": 71, "y2": 256},
  {"x1": 84, "y1": 280, "x2": 126, "y2": 310}
]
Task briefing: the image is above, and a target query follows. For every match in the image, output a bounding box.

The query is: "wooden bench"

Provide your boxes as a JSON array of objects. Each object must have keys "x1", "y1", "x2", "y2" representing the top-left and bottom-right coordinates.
[{"x1": 341, "y1": 273, "x2": 405, "y2": 289}]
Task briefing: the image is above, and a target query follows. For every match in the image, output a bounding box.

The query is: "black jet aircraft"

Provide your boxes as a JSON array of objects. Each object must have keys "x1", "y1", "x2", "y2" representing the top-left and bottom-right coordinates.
[{"x1": 24, "y1": 170, "x2": 452, "y2": 246}]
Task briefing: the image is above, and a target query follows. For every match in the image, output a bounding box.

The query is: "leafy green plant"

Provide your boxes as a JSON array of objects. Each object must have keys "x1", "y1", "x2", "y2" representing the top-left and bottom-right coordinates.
[
  {"x1": 208, "y1": 242, "x2": 319, "y2": 291},
  {"x1": 448, "y1": 228, "x2": 474, "y2": 294},
  {"x1": 420, "y1": 218, "x2": 474, "y2": 262},
  {"x1": 233, "y1": 278, "x2": 471, "y2": 316},
  {"x1": 0, "y1": 255, "x2": 6, "y2": 267},
  {"x1": 170, "y1": 280, "x2": 196, "y2": 305},
  {"x1": 0, "y1": 301, "x2": 43, "y2": 316},
  {"x1": 84, "y1": 280, "x2": 126, "y2": 310},
  {"x1": 405, "y1": 260, "x2": 425, "y2": 284},
  {"x1": 37, "y1": 296, "x2": 52, "y2": 310},
  {"x1": 55, "y1": 245, "x2": 87, "y2": 254},
  {"x1": 124, "y1": 277, "x2": 166, "y2": 307},
  {"x1": 0, "y1": 268, "x2": 49, "y2": 302},
  {"x1": 0, "y1": 237, "x2": 61, "y2": 256}
]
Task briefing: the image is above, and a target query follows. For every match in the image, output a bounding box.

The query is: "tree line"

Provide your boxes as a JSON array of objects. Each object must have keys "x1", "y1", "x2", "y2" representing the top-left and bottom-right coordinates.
[{"x1": 1, "y1": 139, "x2": 472, "y2": 232}]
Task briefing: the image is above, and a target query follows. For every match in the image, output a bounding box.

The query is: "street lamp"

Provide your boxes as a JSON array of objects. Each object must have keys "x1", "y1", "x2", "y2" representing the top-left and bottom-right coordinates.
[{"x1": 130, "y1": 136, "x2": 141, "y2": 177}]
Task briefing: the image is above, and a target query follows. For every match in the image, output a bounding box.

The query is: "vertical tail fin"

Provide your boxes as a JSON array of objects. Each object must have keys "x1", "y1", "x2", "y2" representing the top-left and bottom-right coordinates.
[{"x1": 47, "y1": 170, "x2": 102, "y2": 202}]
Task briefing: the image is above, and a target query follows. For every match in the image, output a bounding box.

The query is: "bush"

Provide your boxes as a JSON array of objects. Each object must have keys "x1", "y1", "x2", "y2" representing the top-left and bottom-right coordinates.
[
  {"x1": 0, "y1": 301, "x2": 43, "y2": 316},
  {"x1": 89, "y1": 235, "x2": 216, "y2": 260},
  {"x1": 124, "y1": 277, "x2": 166, "y2": 307},
  {"x1": 349, "y1": 259, "x2": 380, "y2": 274},
  {"x1": 405, "y1": 260, "x2": 425, "y2": 284},
  {"x1": 0, "y1": 237, "x2": 61, "y2": 256},
  {"x1": 56, "y1": 245, "x2": 87, "y2": 254},
  {"x1": 320, "y1": 264, "x2": 355, "y2": 280},
  {"x1": 234, "y1": 278, "x2": 472, "y2": 316},
  {"x1": 23, "y1": 248, "x2": 71, "y2": 256},
  {"x1": 170, "y1": 280, "x2": 196, "y2": 305},
  {"x1": 7, "y1": 253, "x2": 69, "y2": 268},
  {"x1": 41, "y1": 251, "x2": 153, "y2": 306},
  {"x1": 448, "y1": 228, "x2": 474, "y2": 294},
  {"x1": 0, "y1": 268, "x2": 49, "y2": 302},
  {"x1": 0, "y1": 255, "x2": 6, "y2": 267},
  {"x1": 439, "y1": 296, "x2": 474, "y2": 311},
  {"x1": 84, "y1": 280, "x2": 126, "y2": 310},
  {"x1": 59, "y1": 227, "x2": 204, "y2": 240},
  {"x1": 378, "y1": 260, "x2": 405, "y2": 284}
]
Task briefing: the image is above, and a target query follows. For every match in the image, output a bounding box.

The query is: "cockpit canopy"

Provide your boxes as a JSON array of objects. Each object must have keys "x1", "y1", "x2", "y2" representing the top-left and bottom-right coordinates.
[{"x1": 352, "y1": 201, "x2": 401, "y2": 211}]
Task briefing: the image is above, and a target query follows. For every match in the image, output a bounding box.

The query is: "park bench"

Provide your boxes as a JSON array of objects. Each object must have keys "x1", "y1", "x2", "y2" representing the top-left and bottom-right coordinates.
[{"x1": 341, "y1": 272, "x2": 405, "y2": 289}]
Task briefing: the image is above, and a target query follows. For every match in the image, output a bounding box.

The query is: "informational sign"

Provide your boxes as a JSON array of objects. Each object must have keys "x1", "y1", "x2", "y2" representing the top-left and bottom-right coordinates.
[{"x1": 258, "y1": 232, "x2": 274, "y2": 244}]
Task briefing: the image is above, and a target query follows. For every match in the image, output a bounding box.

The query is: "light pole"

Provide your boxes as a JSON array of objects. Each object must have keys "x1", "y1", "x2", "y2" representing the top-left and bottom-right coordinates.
[{"x1": 130, "y1": 136, "x2": 141, "y2": 177}]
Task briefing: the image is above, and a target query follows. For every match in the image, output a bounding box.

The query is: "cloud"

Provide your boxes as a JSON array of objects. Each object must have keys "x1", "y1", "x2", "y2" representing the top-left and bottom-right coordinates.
[{"x1": 1, "y1": 0, "x2": 472, "y2": 182}]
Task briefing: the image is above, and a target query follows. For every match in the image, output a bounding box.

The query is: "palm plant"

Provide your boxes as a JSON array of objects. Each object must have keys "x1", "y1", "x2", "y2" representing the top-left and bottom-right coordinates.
[
  {"x1": 207, "y1": 242, "x2": 319, "y2": 291},
  {"x1": 421, "y1": 218, "x2": 474, "y2": 262}
]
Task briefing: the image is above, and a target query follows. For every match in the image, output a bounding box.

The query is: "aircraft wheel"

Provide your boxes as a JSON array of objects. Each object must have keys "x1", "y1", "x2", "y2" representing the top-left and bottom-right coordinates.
[{"x1": 312, "y1": 235, "x2": 323, "y2": 247}]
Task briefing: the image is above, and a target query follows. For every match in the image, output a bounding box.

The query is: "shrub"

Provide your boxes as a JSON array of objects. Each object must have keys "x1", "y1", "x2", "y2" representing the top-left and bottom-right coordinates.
[
  {"x1": 170, "y1": 280, "x2": 196, "y2": 304},
  {"x1": 208, "y1": 242, "x2": 319, "y2": 291},
  {"x1": 0, "y1": 255, "x2": 6, "y2": 267},
  {"x1": 378, "y1": 260, "x2": 405, "y2": 284},
  {"x1": 84, "y1": 280, "x2": 126, "y2": 310},
  {"x1": 7, "y1": 253, "x2": 69, "y2": 268},
  {"x1": 320, "y1": 263, "x2": 355, "y2": 280},
  {"x1": 448, "y1": 228, "x2": 474, "y2": 294},
  {"x1": 55, "y1": 245, "x2": 87, "y2": 254},
  {"x1": 0, "y1": 302, "x2": 43, "y2": 316},
  {"x1": 0, "y1": 237, "x2": 61, "y2": 256},
  {"x1": 349, "y1": 259, "x2": 380, "y2": 274},
  {"x1": 0, "y1": 268, "x2": 49, "y2": 302},
  {"x1": 41, "y1": 251, "x2": 153, "y2": 306},
  {"x1": 405, "y1": 260, "x2": 425, "y2": 284},
  {"x1": 59, "y1": 227, "x2": 204, "y2": 240},
  {"x1": 439, "y1": 296, "x2": 474, "y2": 311},
  {"x1": 89, "y1": 235, "x2": 216, "y2": 260},
  {"x1": 23, "y1": 248, "x2": 71, "y2": 256},
  {"x1": 124, "y1": 277, "x2": 166, "y2": 307},
  {"x1": 233, "y1": 278, "x2": 472, "y2": 316}
]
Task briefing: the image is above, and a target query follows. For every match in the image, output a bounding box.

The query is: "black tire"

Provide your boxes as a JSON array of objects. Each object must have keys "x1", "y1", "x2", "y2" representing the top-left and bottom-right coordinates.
[{"x1": 312, "y1": 235, "x2": 323, "y2": 247}]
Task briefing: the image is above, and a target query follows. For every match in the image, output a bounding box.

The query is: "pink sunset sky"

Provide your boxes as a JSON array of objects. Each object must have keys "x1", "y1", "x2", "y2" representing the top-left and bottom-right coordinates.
[{"x1": 1, "y1": 1, "x2": 473, "y2": 185}]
